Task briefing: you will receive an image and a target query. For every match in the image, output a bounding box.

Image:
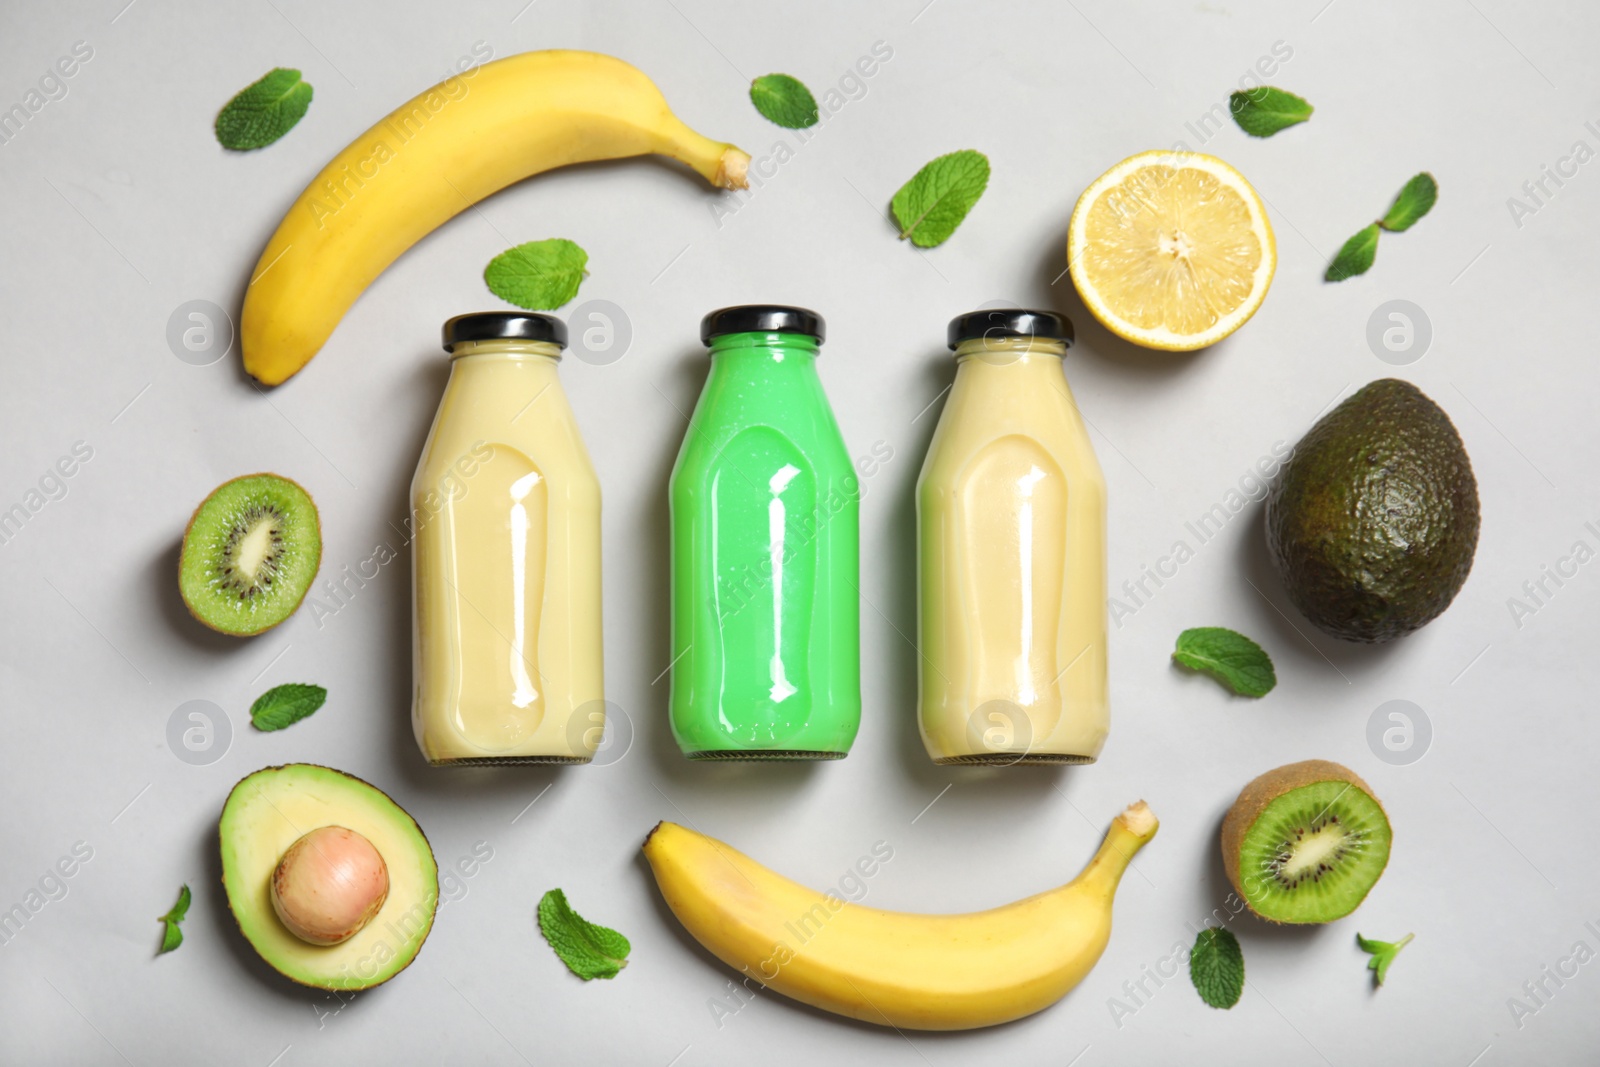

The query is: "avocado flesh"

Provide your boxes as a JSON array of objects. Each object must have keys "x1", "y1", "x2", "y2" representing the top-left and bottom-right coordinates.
[
  {"x1": 220, "y1": 764, "x2": 438, "y2": 991},
  {"x1": 1266, "y1": 378, "x2": 1479, "y2": 643}
]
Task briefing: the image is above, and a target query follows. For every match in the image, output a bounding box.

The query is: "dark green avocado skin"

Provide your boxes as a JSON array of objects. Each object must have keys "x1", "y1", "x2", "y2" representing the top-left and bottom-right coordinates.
[{"x1": 1266, "y1": 378, "x2": 1480, "y2": 643}]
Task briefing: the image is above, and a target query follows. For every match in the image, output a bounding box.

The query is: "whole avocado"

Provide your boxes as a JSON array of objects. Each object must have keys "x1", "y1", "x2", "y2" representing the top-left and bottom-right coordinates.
[{"x1": 1266, "y1": 378, "x2": 1479, "y2": 643}]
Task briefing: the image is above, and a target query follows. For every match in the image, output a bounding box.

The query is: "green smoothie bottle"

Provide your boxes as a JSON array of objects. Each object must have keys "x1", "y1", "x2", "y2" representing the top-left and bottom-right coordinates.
[{"x1": 669, "y1": 306, "x2": 860, "y2": 759}]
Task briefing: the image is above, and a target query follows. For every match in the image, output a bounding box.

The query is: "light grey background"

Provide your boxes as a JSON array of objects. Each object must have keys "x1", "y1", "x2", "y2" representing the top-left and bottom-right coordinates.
[{"x1": 1, "y1": 0, "x2": 1596, "y2": 1063}]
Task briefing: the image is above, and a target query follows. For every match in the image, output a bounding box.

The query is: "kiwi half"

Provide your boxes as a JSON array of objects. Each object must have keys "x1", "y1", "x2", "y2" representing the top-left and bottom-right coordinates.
[
  {"x1": 1221, "y1": 760, "x2": 1391, "y2": 924},
  {"x1": 179, "y1": 473, "x2": 321, "y2": 636}
]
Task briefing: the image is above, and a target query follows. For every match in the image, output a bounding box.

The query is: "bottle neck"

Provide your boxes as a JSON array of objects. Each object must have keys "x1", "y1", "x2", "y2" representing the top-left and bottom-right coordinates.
[
  {"x1": 447, "y1": 339, "x2": 564, "y2": 364},
  {"x1": 953, "y1": 336, "x2": 1068, "y2": 366},
  {"x1": 707, "y1": 331, "x2": 820, "y2": 366}
]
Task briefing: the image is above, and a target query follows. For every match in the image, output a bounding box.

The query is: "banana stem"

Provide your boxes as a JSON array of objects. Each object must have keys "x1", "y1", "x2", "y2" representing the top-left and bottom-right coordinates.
[
  {"x1": 714, "y1": 147, "x2": 750, "y2": 190},
  {"x1": 1075, "y1": 801, "x2": 1159, "y2": 894}
]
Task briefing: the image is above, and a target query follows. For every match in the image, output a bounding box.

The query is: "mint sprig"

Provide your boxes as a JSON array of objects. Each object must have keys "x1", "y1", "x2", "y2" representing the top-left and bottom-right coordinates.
[
  {"x1": 890, "y1": 149, "x2": 990, "y2": 248},
  {"x1": 215, "y1": 68, "x2": 313, "y2": 151},
  {"x1": 1190, "y1": 927, "x2": 1244, "y2": 1008},
  {"x1": 537, "y1": 889, "x2": 630, "y2": 980},
  {"x1": 1229, "y1": 86, "x2": 1313, "y2": 138},
  {"x1": 1357, "y1": 932, "x2": 1414, "y2": 986},
  {"x1": 485, "y1": 239, "x2": 588, "y2": 311},
  {"x1": 750, "y1": 74, "x2": 819, "y2": 129},
  {"x1": 158, "y1": 884, "x2": 191, "y2": 954},
  {"x1": 1325, "y1": 173, "x2": 1437, "y2": 281},
  {"x1": 1173, "y1": 627, "x2": 1276, "y2": 697},
  {"x1": 250, "y1": 683, "x2": 326, "y2": 732}
]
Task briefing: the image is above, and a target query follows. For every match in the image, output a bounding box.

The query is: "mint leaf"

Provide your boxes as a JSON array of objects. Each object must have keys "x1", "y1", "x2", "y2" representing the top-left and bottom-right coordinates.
[
  {"x1": 1380, "y1": 173, "x2": 1438, "y2": 232},
  {"x1": 890, "y1": 149, "x2": 990, "y2": 248},
  {"x1": 485, "y1": 239, "x2": 588, "y2": 311},
  {"x1": 750, "y1": 74, "x2": 818, "y2": 129},
  {"x1": 158, "y1": 884, "x2": 191, "y2": 954},
  {"x1": 1229, "y1": 86, "x2": 1313, "y2": 138},
  {"x1": 250, "y1": 683, "x2": 326, "y2": 731},
  {"x1": 164, "y1": 884, "x2": 192, "y2": 924},
  {"x1": 537, "y1": 889, "x2": 630, "y2": 980},
  {"x1": 1325, "y1": 222, "x2": 1381, "y2": 282},
  {"x1": 1357, "y1": 932, "x2": 1414, "y2": 986},
  {"x1": 215, "y1": 68, "x2": 313, "y2": 151},
  {"x1": 1173, "y1": 627, "x2": 1276, "y2": 697},
  {"x1": 1190, "y1": 927, "x2": 1244, "y2": 1008}
]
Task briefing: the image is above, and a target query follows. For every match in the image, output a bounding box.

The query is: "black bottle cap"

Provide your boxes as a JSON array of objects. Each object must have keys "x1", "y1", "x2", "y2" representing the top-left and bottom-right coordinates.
[
  {"x1": 442, "y1": 312, "x2": 567, "y2": 352},
  {"x1": 946, "y1": 308, "x2": 1073, "y2": 351},
  {"x1": 701, "y1": 305, "x2": 825, "y2": 347}
]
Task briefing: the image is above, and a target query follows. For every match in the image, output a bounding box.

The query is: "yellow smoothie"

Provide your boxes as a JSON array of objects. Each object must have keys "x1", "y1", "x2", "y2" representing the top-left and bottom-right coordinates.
[
  {"x1": 410, "y1": 321, "x2": 603, "y2": 764},
  {"x1": 916, "y1": 315, "x2": 1107, "y2": 764}
]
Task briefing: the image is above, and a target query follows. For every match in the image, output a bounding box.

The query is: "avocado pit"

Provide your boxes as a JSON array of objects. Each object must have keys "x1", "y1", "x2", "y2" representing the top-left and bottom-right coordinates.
[{"x1": 270, "y1": 825, "x2": 389, "y2": 946}]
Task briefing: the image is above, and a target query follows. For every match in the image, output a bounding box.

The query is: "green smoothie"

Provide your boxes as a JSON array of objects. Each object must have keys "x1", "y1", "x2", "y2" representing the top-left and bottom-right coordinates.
[{"x1": 668, "y1": 306, "x2": 860, "y2": 759}]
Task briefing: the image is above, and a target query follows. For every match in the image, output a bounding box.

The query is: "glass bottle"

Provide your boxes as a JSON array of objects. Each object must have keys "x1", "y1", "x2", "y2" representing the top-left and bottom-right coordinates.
[
  {"x1": 411, "y1": 312, "x2": 604, "y2": 764},
  {"x1": 916, "y1": 309, "x2": 1107, "y2": 764},
  {"x1": 669, "y1": 305, "x2": 861, "y2": 759}
]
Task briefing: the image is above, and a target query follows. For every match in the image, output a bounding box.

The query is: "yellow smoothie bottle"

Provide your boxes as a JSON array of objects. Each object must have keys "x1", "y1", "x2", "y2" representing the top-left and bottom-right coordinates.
[
  {"x1": 410, "y1": 313, "x2": 604, "y2": 764},
  {"x1": 916, "y1": 310, "x2": 1108, "y2": 764}
]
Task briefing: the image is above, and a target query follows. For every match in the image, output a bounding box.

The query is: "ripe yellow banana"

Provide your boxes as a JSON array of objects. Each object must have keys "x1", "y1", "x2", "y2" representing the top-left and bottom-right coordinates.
[
  {"x1": 241, "y1": 50, "x2": 750, "y2": 385},
  {"x1": 643, "y1": 801, "x2": 1158, "y2": 1031}
]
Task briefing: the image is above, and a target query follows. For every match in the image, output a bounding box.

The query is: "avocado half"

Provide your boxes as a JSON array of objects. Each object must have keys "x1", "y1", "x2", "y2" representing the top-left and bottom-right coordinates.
[{"x1": 220, "y1": 764, "x2": 439, "y2": 991}]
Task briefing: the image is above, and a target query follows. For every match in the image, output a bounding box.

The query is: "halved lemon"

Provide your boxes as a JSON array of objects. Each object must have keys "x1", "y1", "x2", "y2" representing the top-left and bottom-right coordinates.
[{"x1": 1067, "y1": 151, "x2": 1275, "y2": 351}]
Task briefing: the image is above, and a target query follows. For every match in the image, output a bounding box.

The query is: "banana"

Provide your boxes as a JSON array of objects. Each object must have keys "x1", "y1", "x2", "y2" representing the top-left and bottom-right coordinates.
[
  {"x1": 241, "y1": 50, "x2": 750, "y2": 385},
  {"x1": 643, "y1": 801, "x2": 1158, "y2": 1031}
]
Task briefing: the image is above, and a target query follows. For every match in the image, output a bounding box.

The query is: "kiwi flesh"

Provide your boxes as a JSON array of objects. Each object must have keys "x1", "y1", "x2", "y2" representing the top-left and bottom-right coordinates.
[
  {"x1": 179, "y1": 473, "x2": 321, "y2": 636},
  {"x1": 1221, "y1": 760, "x2": 1391, "y2": 924}
]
